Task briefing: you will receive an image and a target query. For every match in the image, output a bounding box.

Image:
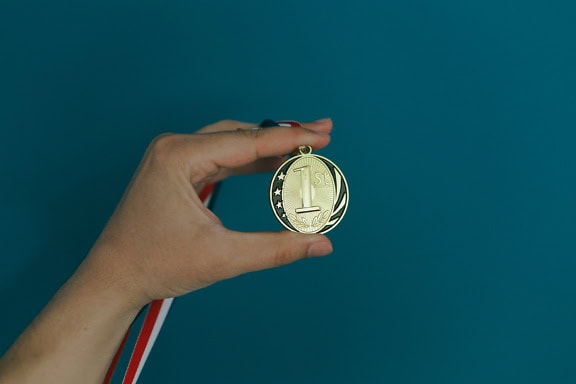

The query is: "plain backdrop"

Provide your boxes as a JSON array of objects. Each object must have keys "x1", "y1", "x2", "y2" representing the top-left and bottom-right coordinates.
[{"x1": 1, "y1": 0, "x2": 575, "y2": 383}]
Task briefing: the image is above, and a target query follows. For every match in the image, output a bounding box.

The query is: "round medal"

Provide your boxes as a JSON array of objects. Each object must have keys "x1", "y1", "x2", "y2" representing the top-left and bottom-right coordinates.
[{"x1": 270, "y1": 146, "x2": 349, "y2": 234}]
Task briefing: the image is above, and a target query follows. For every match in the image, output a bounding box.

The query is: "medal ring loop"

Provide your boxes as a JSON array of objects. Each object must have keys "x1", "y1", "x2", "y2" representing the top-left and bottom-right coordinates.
[{"x1": 297, "y1": 145, "x2": 313, "y2": 155}]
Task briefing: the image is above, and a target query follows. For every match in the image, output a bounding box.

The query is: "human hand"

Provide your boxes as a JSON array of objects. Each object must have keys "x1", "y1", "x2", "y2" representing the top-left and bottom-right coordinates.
[{"x1": 83, "y1": 119, "x2": 335, "y2": 309}]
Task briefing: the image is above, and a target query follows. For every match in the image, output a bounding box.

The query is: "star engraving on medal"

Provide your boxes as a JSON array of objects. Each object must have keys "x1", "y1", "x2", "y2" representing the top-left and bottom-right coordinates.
[
  {"x1": 276, "y1": 201, "x2": 282, "y2": 209},
  {"x1": 277, "y1": 172, "x2": 286, "y2": 181},
  {"x1": 274, "y1": 188, "x2": 281, "y2": 196}
]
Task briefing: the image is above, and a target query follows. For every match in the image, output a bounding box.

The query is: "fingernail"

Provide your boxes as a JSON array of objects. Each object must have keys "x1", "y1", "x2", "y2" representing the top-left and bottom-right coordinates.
[
  {"x1": 307, "y1": 241, "x2": 333, "y2": 257},
  {"x1": 314, "y1": 117, "x2": 332, "y2": 123}
]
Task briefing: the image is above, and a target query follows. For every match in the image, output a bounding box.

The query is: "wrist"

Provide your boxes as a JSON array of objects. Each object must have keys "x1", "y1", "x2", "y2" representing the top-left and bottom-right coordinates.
[
  {"x1": 0, "y1": 245, "x2": 145, "y2": 384},
  {"x1": 79, "y1": 243, "x2": 151, "y2": 315}
]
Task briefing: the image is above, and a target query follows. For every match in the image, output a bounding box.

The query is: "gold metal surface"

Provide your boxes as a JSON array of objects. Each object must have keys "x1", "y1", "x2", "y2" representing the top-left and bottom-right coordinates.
[{"x1": 270, "y1": 148, "x2": 349, "y2": 234}]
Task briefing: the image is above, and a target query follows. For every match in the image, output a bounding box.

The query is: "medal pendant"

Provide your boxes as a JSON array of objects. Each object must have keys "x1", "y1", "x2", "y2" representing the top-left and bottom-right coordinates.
[{"x1": 270, "y1": 145, "x2": 349, "y2": 234}]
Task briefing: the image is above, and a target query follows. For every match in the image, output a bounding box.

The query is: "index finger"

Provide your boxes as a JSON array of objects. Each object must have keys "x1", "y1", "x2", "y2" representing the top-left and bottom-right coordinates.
[{"x1": 182, "y1": 126, "x2": 331, "y2": 183}]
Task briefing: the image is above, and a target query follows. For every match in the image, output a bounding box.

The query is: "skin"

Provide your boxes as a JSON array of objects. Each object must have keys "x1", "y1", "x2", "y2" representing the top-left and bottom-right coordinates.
[{"x1": 0, "y1": 118, "x2": 335, "y2": 384}]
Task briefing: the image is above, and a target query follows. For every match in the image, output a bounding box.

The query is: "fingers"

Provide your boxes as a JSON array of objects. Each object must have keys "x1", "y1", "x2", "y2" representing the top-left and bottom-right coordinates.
[
  {"x1": 192, "y1": 156, "x2": 284, "y2": 190},
  {"x1": 300, "y1": 118, "x2": 333, "y2": 135},
  {"x1": 202, "y1": 118, "x2": 334, "y2": 180},
  {"x1": 195, "y1": 118, "x2": 333, "y2": 135},
  {"x1": 199, "y1": 126, "x2": 330, "y2": 170},
  {"x1": 224, "y1": 230, "x2": 333, "y2": 276},
  {"x1": 152, "y1": 119, "x2": 333, "y2": 186},
  {"x1": 196, "y1": 119, "x2": 256, "y2": 134}
]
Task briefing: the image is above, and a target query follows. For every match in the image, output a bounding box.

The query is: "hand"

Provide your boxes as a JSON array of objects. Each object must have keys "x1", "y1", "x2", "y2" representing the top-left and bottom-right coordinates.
[
  {"x1": 83, "y1": 119, "x2": 335, "y2": 308},
  {"x1": 0, "y1": 119, "x2": 335, "y2": 384}
]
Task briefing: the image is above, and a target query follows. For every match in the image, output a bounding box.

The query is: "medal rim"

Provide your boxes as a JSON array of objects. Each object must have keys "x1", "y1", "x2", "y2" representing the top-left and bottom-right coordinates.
[{"x1": 269, "y1": 153, "x2": 349, "y2": 234}]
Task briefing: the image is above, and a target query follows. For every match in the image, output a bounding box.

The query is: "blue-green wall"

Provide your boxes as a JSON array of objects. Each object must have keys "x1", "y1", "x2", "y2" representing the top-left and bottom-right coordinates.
[{"x1": 1, "y1": 1, "x2": 575, "y2": 383}]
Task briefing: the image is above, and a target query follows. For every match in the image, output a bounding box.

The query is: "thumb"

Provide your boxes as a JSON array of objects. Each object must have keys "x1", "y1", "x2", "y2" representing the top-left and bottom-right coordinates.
[{"x1": 225, "y1": 230, "x2": 333, "y2": 275}]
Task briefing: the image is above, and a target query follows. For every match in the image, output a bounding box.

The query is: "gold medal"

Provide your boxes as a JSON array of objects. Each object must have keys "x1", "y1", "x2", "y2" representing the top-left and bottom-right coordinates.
[{"x1": 270, "y1": 145, "x2": 349, "y2": 234}]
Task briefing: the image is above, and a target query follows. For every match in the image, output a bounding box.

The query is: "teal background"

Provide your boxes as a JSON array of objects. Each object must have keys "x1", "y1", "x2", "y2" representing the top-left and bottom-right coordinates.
[{"x1": 1, "y1": 0, "x2": 576, "y2": 383}]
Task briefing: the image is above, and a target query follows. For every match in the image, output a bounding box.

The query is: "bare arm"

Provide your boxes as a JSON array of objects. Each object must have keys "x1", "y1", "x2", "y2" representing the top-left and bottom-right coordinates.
[{"x1": 0, "y1": 119, "x2": 334, "y2": 384}]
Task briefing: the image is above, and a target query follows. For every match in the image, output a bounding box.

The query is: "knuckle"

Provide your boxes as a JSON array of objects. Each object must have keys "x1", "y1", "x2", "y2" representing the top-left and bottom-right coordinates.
[
  {"x1": 278, "y1": 126, "x2": 305, "y2": 147},
  {"x1": 217, "y1": 119, "x2": 235, "y2": 125},
  {"x1": 273, "y1": 249, "x2": 287, "y2": 267},
  {"x1": 289, "y1": 126, "x2": 306, "y2": 140},
  {"x1": 148, "y1": 133, "x2": 181, "y2": 162},
  {"x1": 272, "y1": 244, "x2": 301, "y2": 267},
  {"x1": 235, "y1": 127, "x2": 260, "y2": 140},
  {"x1": 216, "y1": 119, "x2": 243, "y2": 129}
]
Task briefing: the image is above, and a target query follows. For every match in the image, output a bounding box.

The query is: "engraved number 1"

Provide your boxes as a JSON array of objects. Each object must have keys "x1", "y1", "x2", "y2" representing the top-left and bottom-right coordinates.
[{"x1": 294, "y1": 165, "x2": 321, "y2": 214}]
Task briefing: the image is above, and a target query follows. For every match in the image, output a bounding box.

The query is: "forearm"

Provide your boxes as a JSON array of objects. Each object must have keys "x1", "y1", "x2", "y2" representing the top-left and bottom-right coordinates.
[{"x1": 0, "y1": 250, "x2": 144, "y2": 384}]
